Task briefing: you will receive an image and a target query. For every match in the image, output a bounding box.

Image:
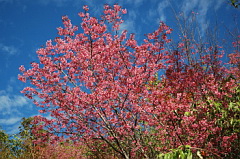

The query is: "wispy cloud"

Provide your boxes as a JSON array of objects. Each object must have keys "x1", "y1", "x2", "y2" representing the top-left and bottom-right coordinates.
[
  {"x1": 120, "y1": 9, "x2": 137, "y2": 34},
  {"x1": 0, "y1": 43, "x2": 18, "y2": 55},
  {"x1": 181, "y1": 0, "x2": 199, "y2": 16},
  {"x1": 145, "y1": 0, "x2": 169, "y2": 25},
  {"x1": 5, "y1": 122, "x2": 22, "y2": 134},
  {"x1": 0, "y1": 117, "x2": 21, "y2": 125},
  {"x1": 0, "y1": 92, "x2": 29, "y2": 115},
  {"x1": 179, "y1": 0, "x2": 225, "y2": 34},
  {"x1": 120, "y1": 20, "x2": 135, "y2": 34},
  {"x1": 157, "y1": 0, "x2": 170, "y2": 22},
  {"x1": 0, "y1": 85, "x2": 32, "y2": 134}
]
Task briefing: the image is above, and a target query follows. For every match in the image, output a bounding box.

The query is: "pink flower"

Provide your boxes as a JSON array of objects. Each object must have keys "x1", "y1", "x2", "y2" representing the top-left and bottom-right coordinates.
[
  {"x1": 114, "y1": 4, "x2": 121, "y2": 11},
  {"x1": 166, "y1": 29, "x2": 173, "y2": 34},
  {"x1": 178, "y1": 42, "x2": 184, "y2": 48},
  {"x1": 192, "y1": 123, "x2": 198, "y2": 128},
  {"x1": 122, "y1": 9, "x2": 127, "y2": 14},
  {"x1": 83, "y1": 5, "x2": 89, "y2": 11},
  {"x1": 18, "y1": 75, "x2": 26, "y2": 82},
  {"x1": 78, "y1": 12, "x2": 85, "y2": 17},
  {"x1": 19, "y1": 65, "x2": 25, "y2": 72}
]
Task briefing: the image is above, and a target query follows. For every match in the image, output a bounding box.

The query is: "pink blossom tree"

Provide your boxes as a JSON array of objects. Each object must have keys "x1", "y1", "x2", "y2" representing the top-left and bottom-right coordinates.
[{"x1": 19, "y1": 4, "x2": 239, "y2": 158}]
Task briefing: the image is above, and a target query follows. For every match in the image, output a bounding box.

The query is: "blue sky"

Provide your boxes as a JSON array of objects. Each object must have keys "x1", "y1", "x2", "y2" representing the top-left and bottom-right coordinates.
[{"x1": 0, "y1": 0, "x2": 239, "y2": 134}]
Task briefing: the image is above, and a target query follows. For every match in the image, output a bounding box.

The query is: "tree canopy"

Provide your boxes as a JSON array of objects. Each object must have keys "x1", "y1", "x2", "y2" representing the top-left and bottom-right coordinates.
[{"x1": 18, "y1": 4, "x2": 240, "y2": 159}]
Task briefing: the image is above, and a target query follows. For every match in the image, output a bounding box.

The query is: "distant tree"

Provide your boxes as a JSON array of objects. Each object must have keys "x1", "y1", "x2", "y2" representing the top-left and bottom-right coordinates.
[
  {"x1": 18, "y1": 117, "x2": 51, "y2": 149},
  {"x1": 0, "y1": 128, "x2": 9, "y2": 157},
  {"x1": 0, "y1": 128, "x2": 24, "y2": 158},
  {"x1": 19, "y1": 117, "x2": 34, "y2": 139},
  {"x1": 0, "y1": 118, "x2": 51, "y2": 159}
]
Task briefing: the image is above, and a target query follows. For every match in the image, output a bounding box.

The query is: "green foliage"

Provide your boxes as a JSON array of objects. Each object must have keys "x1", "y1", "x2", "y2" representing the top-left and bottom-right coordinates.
[
  {"x1": 206, "y1": 81, "x2": 240, "y2": 134},
  {"x1": 0, "y1": 128, "x2": 9, "y2": 158},
  {"x1": 210, "y1": 83, "x2": 240, "y2": 158},
  {"x1": 0, "y1": 128, "x2": 24, "y2": 159},
  {"x1": 157, "y1": 145, "x2": 197, "y2": 159},
  {"x1": 0, "y1": 117, "x2": 40, "y2": 159},
  {"x1": 19, "y1": 117, "x2": 35, "y2": 140}
]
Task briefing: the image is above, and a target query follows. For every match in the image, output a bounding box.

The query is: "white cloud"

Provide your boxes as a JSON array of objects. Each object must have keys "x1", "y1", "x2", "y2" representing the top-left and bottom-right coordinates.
[
  {"x1": 181, "y1": 0, "x2": 199, "y2": 16},
  {"x1": 197, "y1": 0, "x2": 213, "y2": 34},
  {"x1": 0, "y1": 117, "x2": 21, "y2": 125},
  {"x1": 6, "y1": 122, "x2": 21, "y2": 134},
  {"x1": 0, "y1": 91, "x2": 29, "y2": 115},
  {"x1": 0, "y1": 83, "x2": 33, "y2": 135},
  {"x1": 157, "y1": 0, "x2": 170, "y2": 22},
  {"x1": 0, "y1": 43, "x2": 17, "y2": 55},
  {"x1": 179, "y1": 0, "x2": 223, "y2": 35},
  {"x1": 120, "y1": 9, "x2": 137, "y2": 33},
  {"x1": 120, "y1": 20, "x2": 135, "y2": 34},
  {"x1": 0, "y1": 94, "x2": 28, "y2": 108}
]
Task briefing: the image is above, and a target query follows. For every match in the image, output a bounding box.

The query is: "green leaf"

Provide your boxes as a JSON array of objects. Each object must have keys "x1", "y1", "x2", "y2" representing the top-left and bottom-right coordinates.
[
  {"x1": 180, "y1": 151, "x2": 186, "y2": 158},
  {"x1": 184, "y1": 111, "x2": 191, "y2": 116},
  {"x1": 187, "y1": 150, "x2": 192, "y2": 159},
  {"x1": 197, "y1": 150, "x2": 203, "y2": 159}
]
